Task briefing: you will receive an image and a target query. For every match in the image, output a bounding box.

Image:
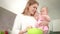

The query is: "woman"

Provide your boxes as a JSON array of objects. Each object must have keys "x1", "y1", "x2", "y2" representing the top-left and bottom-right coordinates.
[{"x1": 11, "y1": 0, "x2": 39, "y2": 34}]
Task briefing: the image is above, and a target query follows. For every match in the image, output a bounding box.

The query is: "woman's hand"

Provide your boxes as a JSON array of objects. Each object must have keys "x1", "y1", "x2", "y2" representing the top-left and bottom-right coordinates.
[
  {"x1": 19, "y1": 26, "x2": 32, "y2": 34},
  {"x1": 26, "y1": 26, "x2": 32, "y2": 31},
  {"x1": 19, "y1": 30, "x2": 25, "y2": 34}
]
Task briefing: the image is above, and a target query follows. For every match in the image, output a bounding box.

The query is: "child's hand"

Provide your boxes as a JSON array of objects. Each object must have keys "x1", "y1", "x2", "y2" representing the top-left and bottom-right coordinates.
[{"x1": 42, "y1": 15, "x2": 50, "y2": 22}]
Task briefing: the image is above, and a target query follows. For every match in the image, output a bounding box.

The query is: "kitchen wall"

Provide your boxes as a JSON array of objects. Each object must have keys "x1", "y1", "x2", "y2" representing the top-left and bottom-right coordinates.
[
  {"x1": 0, "y1": 7, "x2": 16, "y2": 30},
  {"x1": 0, "y1": 0, "x2": 1, "y2": 6}
]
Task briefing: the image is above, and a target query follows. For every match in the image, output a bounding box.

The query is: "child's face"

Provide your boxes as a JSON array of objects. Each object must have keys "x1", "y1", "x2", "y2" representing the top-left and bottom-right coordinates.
[{"x1": 40, "y1": 7, "x2": 48, "y2": 15}]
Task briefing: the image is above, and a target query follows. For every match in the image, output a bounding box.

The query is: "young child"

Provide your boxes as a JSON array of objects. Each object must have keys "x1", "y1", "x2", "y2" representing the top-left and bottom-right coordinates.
[{"x1": 34, "y1": 7, "x2": 50, "y2": 34}]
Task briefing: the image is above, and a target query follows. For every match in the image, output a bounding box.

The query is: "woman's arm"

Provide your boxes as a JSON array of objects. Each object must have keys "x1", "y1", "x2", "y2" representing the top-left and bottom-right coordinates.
[
  {"x1": 11, "y1": 15, "x2": 23, "y2": 34},
  {"x1": 11, "y1": 22, "x2": 21, "y2": 34}
]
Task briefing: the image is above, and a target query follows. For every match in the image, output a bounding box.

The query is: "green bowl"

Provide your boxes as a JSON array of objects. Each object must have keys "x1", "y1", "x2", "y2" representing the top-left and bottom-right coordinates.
[
  {"x1": 0, "y1": 31, "x2": 5, "y2": 34},
  {"x1": 27, "y1": 28, "x2": 43, "y2": 34}
]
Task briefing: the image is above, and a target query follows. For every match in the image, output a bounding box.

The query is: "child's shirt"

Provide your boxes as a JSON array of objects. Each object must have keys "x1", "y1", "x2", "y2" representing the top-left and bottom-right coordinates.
[{"x1": 35, "y1": 15, "x2": 49, "y2": 31}]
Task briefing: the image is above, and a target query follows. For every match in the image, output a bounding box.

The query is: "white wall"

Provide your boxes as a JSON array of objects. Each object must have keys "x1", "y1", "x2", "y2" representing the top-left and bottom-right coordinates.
[
  {"x1": 52, "y1": 19, "x2": 60, "y2": 32},
  {"x1": 0, "y1": 0, "x2": 28, "y2": 14}
]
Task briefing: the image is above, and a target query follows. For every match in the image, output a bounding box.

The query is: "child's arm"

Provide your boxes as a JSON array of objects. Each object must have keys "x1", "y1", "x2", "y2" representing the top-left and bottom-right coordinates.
[
  {"x1": 45, "y1": 15, "x2": 50, "y2": 22},
  {"x1": 42, "y1": 15, "x2": 50, "y2": 25},
  {"x1": 43, "y1": 15, "x2": 50, "y2": 22}
]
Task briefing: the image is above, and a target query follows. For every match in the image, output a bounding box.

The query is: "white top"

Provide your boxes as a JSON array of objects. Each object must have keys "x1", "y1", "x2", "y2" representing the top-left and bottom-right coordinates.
[{"x1": 11, "y1": 14, "x2": 37, "y2": 34}]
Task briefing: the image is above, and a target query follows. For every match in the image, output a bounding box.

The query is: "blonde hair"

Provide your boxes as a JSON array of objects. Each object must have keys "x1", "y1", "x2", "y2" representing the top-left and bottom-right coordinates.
[{"x1": 22, "y1": 0, "x2": 39, "y2": 14}]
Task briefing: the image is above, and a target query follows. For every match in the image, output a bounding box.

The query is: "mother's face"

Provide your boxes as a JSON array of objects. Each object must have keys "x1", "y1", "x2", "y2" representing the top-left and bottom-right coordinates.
[{"x1": 28, "y1": 4, "x2": 38, "y2": 15}]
